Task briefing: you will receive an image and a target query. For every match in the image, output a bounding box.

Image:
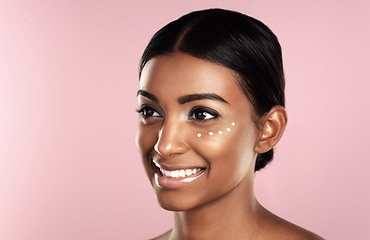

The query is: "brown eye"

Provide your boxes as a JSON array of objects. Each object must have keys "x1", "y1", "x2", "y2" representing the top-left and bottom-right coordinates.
[
  {"x1": 189, "y1": 107, "x2": 219, "y2": 121},
  {"x1": 137, "y1": 106, "x2": 161, "y2": 118}
]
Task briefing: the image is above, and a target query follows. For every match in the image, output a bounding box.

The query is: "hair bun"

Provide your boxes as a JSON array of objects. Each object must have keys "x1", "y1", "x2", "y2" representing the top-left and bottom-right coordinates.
[{"x1": 255, "y1": 149, "x2": 273, "y2": 171}]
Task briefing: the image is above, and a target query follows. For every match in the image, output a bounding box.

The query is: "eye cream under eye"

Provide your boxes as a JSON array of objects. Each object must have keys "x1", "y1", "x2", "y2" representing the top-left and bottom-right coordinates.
[{"x1": 196, "y1": 122, "x2": 235, "y2": 138}]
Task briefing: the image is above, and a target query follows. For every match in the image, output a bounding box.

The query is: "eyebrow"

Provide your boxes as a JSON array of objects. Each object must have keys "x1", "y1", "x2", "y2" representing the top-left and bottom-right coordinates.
[
  {"x1": 177, "y1": 93, "x2": 229, "y2": 104},
  {"x1": 137, "y1": 90, "x2": 229, "y2": 105},
  {"x1": 137, "y1": 90, "x2": 159, "y2": 103}
]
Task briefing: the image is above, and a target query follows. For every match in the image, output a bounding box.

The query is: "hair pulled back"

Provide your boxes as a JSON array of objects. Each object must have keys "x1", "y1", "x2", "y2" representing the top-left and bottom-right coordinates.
[{"x1": 139, "y1": 8, "x2": 285, "y2": 171}]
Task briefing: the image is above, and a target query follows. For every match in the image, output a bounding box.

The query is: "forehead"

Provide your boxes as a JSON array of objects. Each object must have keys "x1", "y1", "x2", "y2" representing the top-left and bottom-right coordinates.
[{"x1": 140, "y1": 53, "x2": 247, "y2": 104}]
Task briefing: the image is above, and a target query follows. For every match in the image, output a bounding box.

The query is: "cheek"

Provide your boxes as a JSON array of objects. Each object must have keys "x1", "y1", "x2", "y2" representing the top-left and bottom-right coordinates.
[
  {"x1": 192, "y1": 122, "x2": 246, "y2": 155},
  {"x1": 136, "y1": 123, "x2": 158, "y2": 152},
  {"x1": 136, "y1": 124, "x2": 158, "y2": 173},
  {"x1": 194, "y1": 122, "x2": 236, "y2": 138},
  {"x1": 191, "y1": 121, "x2": 257, "y2": 177}
]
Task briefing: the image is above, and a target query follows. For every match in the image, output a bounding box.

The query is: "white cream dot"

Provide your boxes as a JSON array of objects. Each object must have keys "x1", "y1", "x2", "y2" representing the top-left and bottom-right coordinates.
[
  {"x1": 218, "y1": 131, "x2": 223, "y2": 134},
  {"x1": 226, "y1": 128, "x2": 231, "y2": 132},
  {"x1": 197, "y1": 133, "x2": 202, "y2": 137},
  {"x1": 209, "y1": 132, "x2": 214, "y2": 136},
  {"x1": 231, "y1": 122, "x2": 236, "y2": 126}
]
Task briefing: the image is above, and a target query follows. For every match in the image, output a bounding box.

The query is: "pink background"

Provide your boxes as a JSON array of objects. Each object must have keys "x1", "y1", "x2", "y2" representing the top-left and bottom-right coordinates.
[{"x1": 1, "y1": 0, "x2": 369, "y2": 239}]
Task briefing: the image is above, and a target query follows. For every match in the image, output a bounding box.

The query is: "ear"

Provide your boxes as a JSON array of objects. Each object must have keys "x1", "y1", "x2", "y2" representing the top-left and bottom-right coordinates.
[{"x1": 254, "y1": 105, "x2": 288, "y2": 154}]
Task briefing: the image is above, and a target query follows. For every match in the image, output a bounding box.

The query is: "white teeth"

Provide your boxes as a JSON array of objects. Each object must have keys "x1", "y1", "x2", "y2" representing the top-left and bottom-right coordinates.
[
  {"x1": 159, "y1": 167, "x2": 202, "y2": 178},
  {"x1": 179, "y1": 169, "x2": 185, "y2": 177},
  {"x1": 170, "y1": 170, "x2": 179, "y2": 178}
]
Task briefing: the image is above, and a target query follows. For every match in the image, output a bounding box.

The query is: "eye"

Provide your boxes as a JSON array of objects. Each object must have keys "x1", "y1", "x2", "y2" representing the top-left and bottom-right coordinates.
[
  {"x1": 136, "y1": 105, "x2": 161, "y2": 118},
  {"x1": 189, "y1": 107, "x2": 219, "y2": 121}
]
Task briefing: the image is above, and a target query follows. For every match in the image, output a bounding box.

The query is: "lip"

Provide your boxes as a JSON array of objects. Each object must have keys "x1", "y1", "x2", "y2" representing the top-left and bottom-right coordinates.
[
  {"x1": 153, "y1": 161, "x2": 205, "y2": 171},
  {"x1": 153, "y1": 162, "x2": 206, "y2": 189}
]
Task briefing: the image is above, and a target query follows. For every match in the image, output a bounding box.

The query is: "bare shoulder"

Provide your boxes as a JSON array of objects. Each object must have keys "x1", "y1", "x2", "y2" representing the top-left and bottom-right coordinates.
[
  {"x1": 275, "y1": 220, "x2": 324, "y2": 239},
  {"x1": 261, "y1": 210, "x2": 324, "y2": 240},
  {"x1": 150, "y1": 229, "x2": 172, "y2": 240}
]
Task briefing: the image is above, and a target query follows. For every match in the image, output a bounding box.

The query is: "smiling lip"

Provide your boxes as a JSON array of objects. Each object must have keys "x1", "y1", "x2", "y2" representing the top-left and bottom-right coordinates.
[{"x1": 153, "y1": 162, "x2": 206, "y2": 189}]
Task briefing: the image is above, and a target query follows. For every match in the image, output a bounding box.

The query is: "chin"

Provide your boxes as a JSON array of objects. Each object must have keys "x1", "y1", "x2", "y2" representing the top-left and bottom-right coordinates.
[
  {"x1": 158, "y1": 201, "x2": 186, "y2": 211},
  {"x1": 154, "y1": 190, "x2": 202, "y2": 212}
]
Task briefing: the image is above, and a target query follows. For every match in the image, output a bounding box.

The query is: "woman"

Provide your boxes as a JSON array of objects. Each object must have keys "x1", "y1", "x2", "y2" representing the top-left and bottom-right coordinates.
[{"x1": 136, "y1": 9, "x2": 323, "y2": 239}]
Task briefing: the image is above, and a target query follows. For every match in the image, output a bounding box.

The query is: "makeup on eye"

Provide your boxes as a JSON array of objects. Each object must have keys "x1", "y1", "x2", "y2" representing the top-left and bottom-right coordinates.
[
  {"x1": 136, "y1": 105, "x2": 162, "y2": 118},
  {"x1": 136, "y1": 104, "x2": 221, "y2": 122},
  {"x1": 188, "y1": 107, "x2": 220, "y2": 121}
]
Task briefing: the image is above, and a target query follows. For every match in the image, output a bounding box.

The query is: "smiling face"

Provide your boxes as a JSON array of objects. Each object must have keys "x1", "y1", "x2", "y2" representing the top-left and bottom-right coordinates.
[{"x1": 136, "y1": 53, "x2": 260, "y2": 211}]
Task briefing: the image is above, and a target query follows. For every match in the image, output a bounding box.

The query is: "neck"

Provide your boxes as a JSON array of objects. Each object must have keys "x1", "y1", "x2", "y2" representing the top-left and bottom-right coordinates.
[{"x1": 170, "y1": 174, "x2": 264, "y2": 240}]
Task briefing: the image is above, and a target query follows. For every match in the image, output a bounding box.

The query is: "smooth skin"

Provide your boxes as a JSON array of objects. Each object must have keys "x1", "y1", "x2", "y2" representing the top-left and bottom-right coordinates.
[{"x1": 136, "y1": 53, "x2": 323, "y2": 240}]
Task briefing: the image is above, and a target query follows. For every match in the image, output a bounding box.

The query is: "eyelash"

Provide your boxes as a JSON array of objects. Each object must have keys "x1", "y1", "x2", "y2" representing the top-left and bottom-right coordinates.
[
  {"x1": 136, "y1": 105, "x2": 220, "y2": 122},
  {"x1": 136, "y1": 105, "x2": 162, "y2": 118},
  {"x1": 189, "y1": 107, "x2": 220, "y2": 122}
]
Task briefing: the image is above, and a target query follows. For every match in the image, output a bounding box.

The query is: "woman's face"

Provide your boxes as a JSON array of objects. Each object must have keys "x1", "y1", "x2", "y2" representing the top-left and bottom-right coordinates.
[{"x1": 136, "y1": 53, "x2": 259, "y2": 211}]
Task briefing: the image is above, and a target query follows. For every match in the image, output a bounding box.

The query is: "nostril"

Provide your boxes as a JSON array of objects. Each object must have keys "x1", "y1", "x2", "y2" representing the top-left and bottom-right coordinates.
[
  {"x1": 154, "y1": 140, "x2": 188, "y2": 158},
  {"x1": 154, "y1": 124, "x2": 189, "y2": 157}
]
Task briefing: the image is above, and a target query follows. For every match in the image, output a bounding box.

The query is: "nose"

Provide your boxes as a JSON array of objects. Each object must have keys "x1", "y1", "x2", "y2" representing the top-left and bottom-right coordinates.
[{"x1": 154, "y1": 120, "x2": 189, "y2": 158}]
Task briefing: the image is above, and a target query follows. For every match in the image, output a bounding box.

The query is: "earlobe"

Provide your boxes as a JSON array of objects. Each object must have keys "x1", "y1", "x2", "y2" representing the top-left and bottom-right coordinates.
[{"x1": 254, "y1": 105, "x2": 288, "y2": 154}]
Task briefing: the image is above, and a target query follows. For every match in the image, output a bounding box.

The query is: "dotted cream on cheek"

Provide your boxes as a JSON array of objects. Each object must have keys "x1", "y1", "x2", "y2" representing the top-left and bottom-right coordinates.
[{"x1": 196, "y1": 122, "x2": 236, "y2": 138}]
